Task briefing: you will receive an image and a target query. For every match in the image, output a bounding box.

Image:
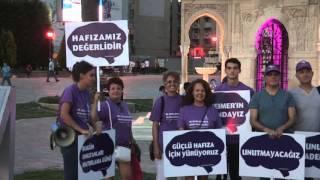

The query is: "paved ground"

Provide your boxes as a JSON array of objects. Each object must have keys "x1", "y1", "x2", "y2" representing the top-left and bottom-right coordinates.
[
  {"x1": 14, "y1": 75, "x2": 182, "y2": 103},
  {"x1": 14, "y1": 74, "x2": 203, "y2": 103}
]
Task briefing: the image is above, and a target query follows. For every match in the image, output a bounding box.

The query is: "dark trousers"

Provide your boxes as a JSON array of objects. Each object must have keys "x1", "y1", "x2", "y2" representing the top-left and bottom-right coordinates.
[
  {"x1": 47, "y1": 70, "x2": 58, "y2": 81},
  {"x1": 1, "y1": 77, "x2": 11, "y2": 86},
  {"x1": 61, "y1": 140, "x2": 78, "y2": 180},
  {"x1": 227, "y1": 143, "x2": 241, "y2": 180},
  {"x1": 216, "y1": 143, "x2": 241, "y2": 180}
]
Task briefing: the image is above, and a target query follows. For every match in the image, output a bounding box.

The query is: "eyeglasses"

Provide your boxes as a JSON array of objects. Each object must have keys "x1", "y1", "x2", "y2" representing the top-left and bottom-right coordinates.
[{"x1": 165, "y1": 80, "x2": 179, "y2": 84}]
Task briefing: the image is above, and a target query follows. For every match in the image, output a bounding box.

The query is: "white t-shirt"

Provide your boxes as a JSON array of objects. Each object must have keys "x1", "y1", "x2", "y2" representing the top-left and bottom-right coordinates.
[
  {"x1": 290, "y1": 87, "x2": 320, "y2": 132},
  {"x1": 49, "y1": 61, "x2": 55, "y2": 71},
  {"x1": 144, "y1": 60, "x2": 150, "y2": 67}
]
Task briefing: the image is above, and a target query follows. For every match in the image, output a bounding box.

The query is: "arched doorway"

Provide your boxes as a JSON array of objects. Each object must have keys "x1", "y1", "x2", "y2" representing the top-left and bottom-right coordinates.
[
  {"x1": 188, "y1": 16, "x2": 219, "y2": 69},
  {"x1": 181, "y1": 9, "x2": 225, "y2": 86},
  {"x1": 255, "y1": 19, "x2": 289, "y2": 91}
]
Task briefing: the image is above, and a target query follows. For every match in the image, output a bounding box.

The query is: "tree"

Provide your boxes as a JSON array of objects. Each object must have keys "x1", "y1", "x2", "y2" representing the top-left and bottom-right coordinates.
[
  {"x1": 0, "y1": 0, "x2": 51, "y2": 68},
  {"x1": 0, "y1": 30, "x2": 17, "y2": 67}
]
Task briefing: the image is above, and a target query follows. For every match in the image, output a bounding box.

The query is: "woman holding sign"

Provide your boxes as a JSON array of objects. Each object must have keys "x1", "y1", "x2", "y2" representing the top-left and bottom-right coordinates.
[
  {"x1": 178, "y1": 79, "x2": 223, "y2": 180},
  {"x1": 92, "y1": 77, "x2": 133, "y2": 180},
  {"x1": 150, "y1": 71, "x2": 183, "y2": 180},
  {"x1": 58, "y1": 61, "x2": 96, "y2": 180}
]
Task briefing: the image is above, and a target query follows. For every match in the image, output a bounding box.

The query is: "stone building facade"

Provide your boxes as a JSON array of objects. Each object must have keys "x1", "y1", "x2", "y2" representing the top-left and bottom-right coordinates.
[{"x1": 180, "y1": 0, "x2": 320, "y2": 89}]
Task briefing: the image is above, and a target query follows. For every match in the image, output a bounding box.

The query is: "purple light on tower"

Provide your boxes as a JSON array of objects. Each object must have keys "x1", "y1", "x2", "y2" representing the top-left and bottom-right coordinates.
[{"x1": 255, "y1": 18, "x2": 288, "y2": 91}]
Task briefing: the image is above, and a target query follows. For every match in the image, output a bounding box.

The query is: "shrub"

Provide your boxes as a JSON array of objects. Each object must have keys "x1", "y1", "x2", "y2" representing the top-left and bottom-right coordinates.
[{"x1": 38, "y1": 96, "x2": 60, "y2": 104}]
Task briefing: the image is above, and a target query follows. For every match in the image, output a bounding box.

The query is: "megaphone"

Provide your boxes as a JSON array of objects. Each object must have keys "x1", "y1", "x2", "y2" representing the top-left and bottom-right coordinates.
[{"x1": 50, "y1": 122, "x2": 76, "y2": 149}]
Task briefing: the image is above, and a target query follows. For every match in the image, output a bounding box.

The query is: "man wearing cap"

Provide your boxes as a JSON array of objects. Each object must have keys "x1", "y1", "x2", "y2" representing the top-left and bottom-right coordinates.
[
  {"x1": 249, "y1": 64, "x2": 296, "y2": 138},
  {"x1": 290, "y1": 60, "x2": 320, "y2": 133}
]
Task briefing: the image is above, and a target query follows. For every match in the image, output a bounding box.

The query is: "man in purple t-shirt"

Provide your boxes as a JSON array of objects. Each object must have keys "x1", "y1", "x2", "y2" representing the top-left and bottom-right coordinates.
[
  {"x1": 214, "y1": 58, "x2": 254, "y2": 180},
  {"x1": 150, "y1": 71, "x2": 182, "y2": 180}
]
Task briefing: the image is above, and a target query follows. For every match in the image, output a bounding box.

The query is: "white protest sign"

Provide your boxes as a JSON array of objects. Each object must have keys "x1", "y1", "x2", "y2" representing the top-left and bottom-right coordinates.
[
  {"x1": 239, "y1": 132, "x2": 305, "y2": 179},
  {"x1": 295, "y1": 131, "x2": 320, "y2": 178},
  {"x1": 65, "y1": 20, "x2": 129, "y2": 68},
  {"x1": 163, "y1": 129, "x2": 227, "y2": 177},
  {"x1": 78, "y1": 130, "x2": 115, "y2": 180},
  {"x1": 212, "y1": 90, "x2": 251, "y2": 134}
]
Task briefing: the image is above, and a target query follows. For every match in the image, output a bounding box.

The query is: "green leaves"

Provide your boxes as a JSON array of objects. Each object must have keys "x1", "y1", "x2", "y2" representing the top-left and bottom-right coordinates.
[
  {"x1": 0, "y1": 29, "x2": 17, "y2": 67},
  {"x1": 0, "y1": 0, "x2": 51, "y2": 68}
]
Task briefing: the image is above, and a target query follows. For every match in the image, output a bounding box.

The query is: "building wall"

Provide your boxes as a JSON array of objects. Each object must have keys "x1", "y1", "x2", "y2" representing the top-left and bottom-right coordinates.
[
  {"x1": 170, "y1": 0, "x2": 181, "y2": 56},
  {"x1": 34, "y1": 0, "x2": 173, "y2": 60},
  {"x1": 181, "y1": 0, "x2": 320, "y2": 89},
  {"x1": 132, "y1": 0, "x2": 171, "y2": 57}
]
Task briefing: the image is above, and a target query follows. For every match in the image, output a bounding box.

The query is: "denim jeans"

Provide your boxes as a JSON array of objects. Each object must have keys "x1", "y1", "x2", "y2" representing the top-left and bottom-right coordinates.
[
  {"x1": 61, "y1": 139, "x2": 78, "y2": 180},
  {"x1": 1, "y1": 77, "x2": 11, "y2": 86}
]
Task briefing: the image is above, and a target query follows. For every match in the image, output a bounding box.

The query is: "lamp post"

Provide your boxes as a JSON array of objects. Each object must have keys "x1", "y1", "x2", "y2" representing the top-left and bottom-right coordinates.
[
  {"x1": 211, "y1": 35, "x2": 219, "y2": 61},
  {"x1": 211, "y1": 36, "x2": 218, "y2": 53},
  {"x1": 46, "y1": 30, "x2": 54, "y2": 61}
]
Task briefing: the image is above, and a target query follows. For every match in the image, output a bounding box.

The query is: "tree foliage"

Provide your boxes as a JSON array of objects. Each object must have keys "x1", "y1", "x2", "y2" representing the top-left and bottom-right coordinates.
[
  {"x1": 0, "y1": 0, "x2": 51, "y2": 68},
  {"x1": 0, "y1": 30, "x2": 17, "y2": 67}
]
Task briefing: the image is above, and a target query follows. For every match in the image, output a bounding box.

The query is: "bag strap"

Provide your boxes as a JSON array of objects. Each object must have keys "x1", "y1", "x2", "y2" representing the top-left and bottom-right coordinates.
[
  {"x1": 317, "y1": 86, "x2": 320, "y2": 95},
  {"x1": 160, "y1": 96, "x2": 165, "y2": 122},
  {"x1": 198, "y1": 107, "x2": 208, "y2": 129},
  {"x1": 105, "y1": 100, "x2": 113, "y2": 129}
]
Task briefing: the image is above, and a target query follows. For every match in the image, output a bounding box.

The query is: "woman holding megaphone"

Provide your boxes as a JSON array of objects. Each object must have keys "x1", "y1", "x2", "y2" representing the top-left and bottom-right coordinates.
[
  {"x1": 91, "y1": 77, "x2": 134, "y2": 180},
  {"x1": 58, "y1": 61, "x2": 96, "y2": 180}
]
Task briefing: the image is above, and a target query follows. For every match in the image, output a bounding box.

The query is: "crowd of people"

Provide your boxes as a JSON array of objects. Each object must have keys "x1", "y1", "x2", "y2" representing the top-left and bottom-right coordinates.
[{"x1": 56, "y1": 57, "x2": 319, "y2": 180}]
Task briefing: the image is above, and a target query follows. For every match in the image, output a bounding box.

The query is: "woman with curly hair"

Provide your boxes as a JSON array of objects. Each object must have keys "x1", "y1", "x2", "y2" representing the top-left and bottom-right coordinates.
[{"x1": 178, "y1": 79, "x2": 223, "y2": 180}]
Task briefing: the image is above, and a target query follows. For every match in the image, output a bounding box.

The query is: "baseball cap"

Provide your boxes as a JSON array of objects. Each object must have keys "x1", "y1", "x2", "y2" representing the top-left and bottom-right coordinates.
[
  {"x1": 265, "y1": 64, "x2": 280, "y2": 74},
  {"x1": 296, "y1": 60, "x2": 312, "y2": 72}
]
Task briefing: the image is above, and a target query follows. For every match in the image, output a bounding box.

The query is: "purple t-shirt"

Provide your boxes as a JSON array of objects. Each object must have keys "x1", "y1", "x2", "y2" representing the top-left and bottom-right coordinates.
[
  {"x1": 215, "y1": 82, "x2": 254, "y2": 97},
  {"x1": 149, "y1": 94, "x2": 183, "y2": 149},
  {"x1": 215, "y1": 82, "x2": 254, "y2": 144},
  {"x1": 98, "y1": 98, "x2": 133, "y2": 147},
  {"x1": 58, "y1": 84, "x2": 91, "y2": 130},
  {"x1": 178, "y1": 105, "x2": 222, "y2": 130}
]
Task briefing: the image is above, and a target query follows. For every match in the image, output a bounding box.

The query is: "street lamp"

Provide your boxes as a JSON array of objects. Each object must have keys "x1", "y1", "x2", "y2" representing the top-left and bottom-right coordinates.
[
  {"x1": 211, "y1": 36, "x2": 218, "y2": 42},
  {"x1": 46, "y1": 30, "x2": 55, "y2": 61},
  {"x1": 211, "y1": 36, "x2": 218, "y2": 53}
]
